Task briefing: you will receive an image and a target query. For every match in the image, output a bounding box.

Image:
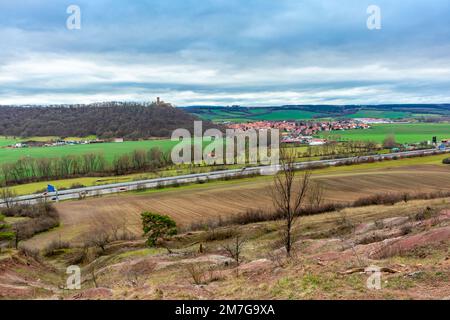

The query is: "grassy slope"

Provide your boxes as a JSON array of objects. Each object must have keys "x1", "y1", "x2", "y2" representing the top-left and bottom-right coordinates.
[{"x1": 15, "y1": 196, "x2": 449, "y2": 300}]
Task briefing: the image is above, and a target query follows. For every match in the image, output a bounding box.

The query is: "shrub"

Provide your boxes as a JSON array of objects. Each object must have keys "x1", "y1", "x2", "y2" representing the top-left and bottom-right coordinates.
[
  {"x1": 19, "y1": 247, "x2": 42, "y2": 262},
  {"x1": 401, "y1": 225, "x2": 413, "y2": 235},
  {"x1": 66, "y1": 245, "x2": 100, "y2": 265},
  {"x1": 334, "y1": 213, "x2": 355, "y2": 237},
  {"x1": 14, "y1": 218, "x2": 60, "y2": 241},
  {"x1": 185, "y1": 264, "x2": 206, "y2": 285},
  {"x1": 141, "y1": 212, "x2": 177, "y2": 246},
  {"x1": 205, "y1": 228, "x2": 236, "y2": 242},
  {"x1": 85, "y1": 229, "x2": 111, "y2": 252},
  {"x1": 227, "y1": 209, "x2": 281, "y2": 226},
  {"x1": 443, "y1": 158, "x2": 450, "y2": 164},
  {"x1": 0, "y1": 231, "x2": 15, "y2": 241},
  {"x1": 383, "y1": 134, "x2": 397, "y2": 149},
  {"x1": 0, "y1": 214, "x2": 9, "y2": 230},
  {"x1": 3, "y1": 203, "x2": 60, "y2": 242},
  {"x1": 70, "y1": 183, "x2": 86, "y2": 189},
  {"x1": 42, "y1": 238, "x2": 71, "y2": 257}
]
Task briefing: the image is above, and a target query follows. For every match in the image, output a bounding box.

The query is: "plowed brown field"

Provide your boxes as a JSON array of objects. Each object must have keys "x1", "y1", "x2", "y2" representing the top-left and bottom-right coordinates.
[{"x1": 24, "y1": 163, "x2": 450, "y2": 248}]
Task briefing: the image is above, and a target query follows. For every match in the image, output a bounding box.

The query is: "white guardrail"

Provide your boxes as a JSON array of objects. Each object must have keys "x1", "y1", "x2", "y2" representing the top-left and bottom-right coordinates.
[{"x1": 1, "y1": 148, "x2": 449, "y2": 206}]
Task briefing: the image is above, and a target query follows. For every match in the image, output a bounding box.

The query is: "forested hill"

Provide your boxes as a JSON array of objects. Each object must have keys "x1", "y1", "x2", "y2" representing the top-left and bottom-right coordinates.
[{"x1": 0, "y1": 102, "x2": 218, "y2": 139}]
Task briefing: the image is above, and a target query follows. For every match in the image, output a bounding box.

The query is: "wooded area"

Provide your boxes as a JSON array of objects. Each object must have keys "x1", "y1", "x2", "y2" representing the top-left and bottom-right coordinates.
[{"x1": 0, "y1": 102, "x2": 217, "y2": 139}]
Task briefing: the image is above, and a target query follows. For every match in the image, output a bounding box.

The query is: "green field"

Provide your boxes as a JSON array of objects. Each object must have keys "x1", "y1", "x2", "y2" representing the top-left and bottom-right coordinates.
[
  {"x1": 250, "y1": 110, "x2": 318, "y2": 120},
  {"x1": 0, "y1": 137, "x2": 235, "y2": 165},
  {"x1": 320, "y1": 123, "x2": 450, "y2": 144},
  {"x1": 0, "y1": 139, "x2": 179, "y2": 164},
  {"x1": 192, "y1": 107, "x2": 323, "y2": 122},
  {"x1": 346, "y1": 110, "x2": 409, "y2": 119},
  {"x1": 190, "y1": 107, "x2": 423, "y2": 123},
  {"x1": 0, "y1": 137, "x2": 19, "y2": 148}
]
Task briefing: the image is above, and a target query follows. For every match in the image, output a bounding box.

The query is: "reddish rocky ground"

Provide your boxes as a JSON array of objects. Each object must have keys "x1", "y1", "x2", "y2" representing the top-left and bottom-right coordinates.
[{"x1": 1, "y1": 201, "x2": 449, "y2": 300}]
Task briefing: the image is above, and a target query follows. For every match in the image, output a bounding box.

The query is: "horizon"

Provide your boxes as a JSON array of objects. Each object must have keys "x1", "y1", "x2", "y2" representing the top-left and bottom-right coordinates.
[
  {"x1": 2, "y1": 102, "x2": 450, "y2": 108},
  {"x1": 1, "y1": 1, "x2": 450, "y2": 105}
]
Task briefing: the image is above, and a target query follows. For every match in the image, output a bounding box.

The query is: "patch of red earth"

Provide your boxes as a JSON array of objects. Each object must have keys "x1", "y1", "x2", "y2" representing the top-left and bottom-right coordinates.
[
  {"x1": 0, "y1": 283, "x2": 34, "y2": 299},
  {"x1": 369, "y1": 225, "x2": 450, "y2": 259},
  {"x1": 93, "y1": 254, "x2": 236, "y2": 290},
  {"x1": 154, "y1": 284, "x2": 216, "y2": 300},
  {"x1": 354, "y1": 228, "x2": 406, "y2": 246},
  {"x1": 119, "y1": 258, "x2": 158, "y2": 275},
  {"x1": 420, "y1": 285, "x2": 450, "y2": 300},
  {"x1": 314, "y1": 210, "x2": 450, "y2": 262},
  {"x1": 312, "y1": 249, "x2": 358, "y2": 262},
  {"x1": 355, "y1": 216, "x2": 410, "y2": 235},
  {"x1": 299, "y1": 239, "x2": 342, "y2": 254},
  {"x1": 239, "y1": 259, "x2": 275, "y2": 276},
  {"x1": 0, "y1": 253, "x2": 59, "y2": 299},
  {"x1": 71, "y1": 287, "x2": 113, "y2": 300},
  {"x1": 413, "y1": 210, "x2": 450, "y2": 228}
]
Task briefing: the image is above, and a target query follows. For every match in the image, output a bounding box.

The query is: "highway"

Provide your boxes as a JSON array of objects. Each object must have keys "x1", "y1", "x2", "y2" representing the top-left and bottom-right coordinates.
[{"x1": 1, "y1": 147, "x2": 449, "y2": 206}]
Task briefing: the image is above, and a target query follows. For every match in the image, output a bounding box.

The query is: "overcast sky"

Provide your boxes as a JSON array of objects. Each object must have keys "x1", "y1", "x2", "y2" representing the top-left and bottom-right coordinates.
[{"x1": 1, "y1": 0, "x2": 450, "y2": 106}]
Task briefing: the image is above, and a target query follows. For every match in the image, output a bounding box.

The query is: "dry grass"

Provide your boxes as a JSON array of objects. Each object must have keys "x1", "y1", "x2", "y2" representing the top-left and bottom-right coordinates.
[{"x1": 4, "y1": 194, "x2": 450, "y2": 300}]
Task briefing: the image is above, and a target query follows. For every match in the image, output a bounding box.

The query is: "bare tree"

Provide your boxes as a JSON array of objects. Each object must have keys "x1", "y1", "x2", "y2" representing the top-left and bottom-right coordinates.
[
  {"x1": 307, "y1": 181, "x2": 325, "y2": 211},
  {"x1": 12, "y1": 225, "x2": 20, "y2": 249},
  {"x1": 85, "y1": 224, "x2": 111, "y2": 252},
  {"x1": 336, "y1": 211, "x2": 364, "y2": 267},
  {"x1": 186, "y1": 263, "x2": 205, "y2": 285},
  {"x1": 271, "y1": 148, "x2": 311, "y2": 257},
  {"x1": 124, "y1": 264, "x2": 146, "y2": 287},
  {"x1": 222, "y1": 235, "x2": 247, "y2": 268},
  {"x1": 90, "y1": 266, "x2": 98, "y2": 288},
  {"x1": 383, "y1": 134, "x2": 397, "y2": 149}
]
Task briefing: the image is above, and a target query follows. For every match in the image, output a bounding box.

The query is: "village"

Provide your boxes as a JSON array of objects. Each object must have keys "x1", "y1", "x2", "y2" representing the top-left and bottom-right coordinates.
[{"x1": 226, "y1": 119, "x2": 373, "y2": 145}]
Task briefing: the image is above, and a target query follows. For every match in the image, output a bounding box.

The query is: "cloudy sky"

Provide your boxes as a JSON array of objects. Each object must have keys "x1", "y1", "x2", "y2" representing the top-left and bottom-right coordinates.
[{"x1": 1, "y1": 0, "x2": 450, "y2": 106}]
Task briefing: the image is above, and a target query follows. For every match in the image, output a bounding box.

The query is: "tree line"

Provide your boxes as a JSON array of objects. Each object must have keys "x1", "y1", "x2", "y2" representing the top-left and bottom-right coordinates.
[{"x1": 0, "y1": 147, "x2": 172, "y2": 186}]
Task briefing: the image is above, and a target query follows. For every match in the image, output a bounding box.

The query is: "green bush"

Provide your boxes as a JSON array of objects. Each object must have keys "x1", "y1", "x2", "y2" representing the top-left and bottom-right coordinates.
[
  {"x1": 141, "y1": 212, "x2": 177, "y2": 246},
  {"x1": 0, "y1": 214, "x2": 9, "y2": 231},
  {"x1": 443, "y1": 158, "x2": 450, "y2": 164},
  {"x1": 0, "y1": 231, "x2": 15, "y2": 241}
]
